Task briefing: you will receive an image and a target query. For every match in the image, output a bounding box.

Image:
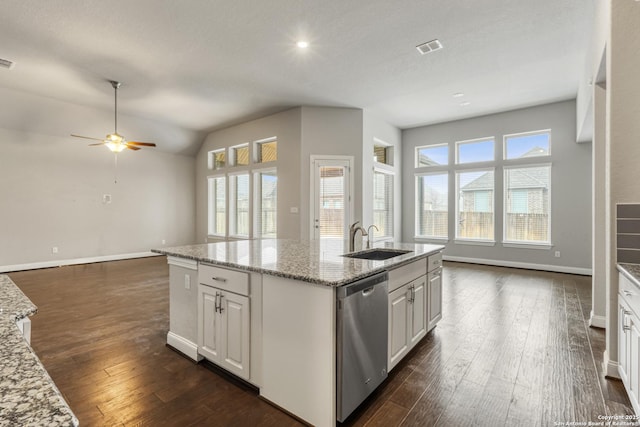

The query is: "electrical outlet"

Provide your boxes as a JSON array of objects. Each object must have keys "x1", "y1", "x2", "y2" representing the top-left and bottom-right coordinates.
[
  {"x1": 554, "y1": 251, "x2": 561, "y2": 258},
  {"x1": 184, "y1": 274, "x2": 191, "y2": 290},
  {"x1": 102, "y1": 194, "x2": 112, "y2": 204},
  {"x1": 52, "y1": 247, "x2": 58, "y2": 254}
]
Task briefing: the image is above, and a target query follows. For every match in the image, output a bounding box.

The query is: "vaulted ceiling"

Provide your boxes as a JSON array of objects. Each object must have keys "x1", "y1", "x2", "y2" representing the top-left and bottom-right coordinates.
[{"x1": 0, "y1": 0, "x2": 593, "y2": 154}]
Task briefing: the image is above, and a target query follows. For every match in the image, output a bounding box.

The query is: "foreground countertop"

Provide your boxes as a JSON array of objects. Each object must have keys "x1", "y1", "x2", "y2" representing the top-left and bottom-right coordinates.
[
  {"x1": 618, "y1": 263, "x2": 640, "y2": 289},
  {"x1": 0, "y1": 275, "x2": 79, "y2": 427},
  {"x1": 152, "y1": 239, "x2": 444, "y2": 286}
]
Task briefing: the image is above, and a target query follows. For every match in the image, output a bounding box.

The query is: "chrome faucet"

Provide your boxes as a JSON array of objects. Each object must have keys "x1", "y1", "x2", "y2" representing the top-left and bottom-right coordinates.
[
  {"x1": 349, "y1": 221, "x2": 368, "y2": 252},
  {"x1": 366, "y1": 225, "x2": 379, "y2": 249}
]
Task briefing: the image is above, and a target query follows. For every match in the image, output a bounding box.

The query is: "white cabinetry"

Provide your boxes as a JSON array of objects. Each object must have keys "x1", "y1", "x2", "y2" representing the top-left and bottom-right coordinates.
[
  {"x1": 618, "y1": 272, "x2": 640, "y2": 414},
  {"x1": 198, "y1": 264, "x2": 251, "y2": 380},
  {"x1": 427, "y1": 252, "x2": 443, "y2": 331},
  {"x1": 388, "y1": 276, "x2": 427, "y2": 370}
]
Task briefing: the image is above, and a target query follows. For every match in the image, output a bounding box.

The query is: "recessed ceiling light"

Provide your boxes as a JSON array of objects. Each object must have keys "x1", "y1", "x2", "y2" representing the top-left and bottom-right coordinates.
[
  {"x1": 460, "y1": 101, "x2": 471, "y2": 107},
  {"x1": 416, "y1": 39, "x2": 443, "y2": 55},
  {"x1": 296, "y1": 41, "x2": 309, "y2": 49},
  {"x1": 453, "y1": 92, "x2": 464, "y2": 98}
]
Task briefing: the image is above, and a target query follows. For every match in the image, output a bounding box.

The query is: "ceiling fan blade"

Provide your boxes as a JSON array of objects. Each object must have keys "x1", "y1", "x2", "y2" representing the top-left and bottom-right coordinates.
[
  {"x1": 126, "y1": 145, "x2": 141, "y2": 151},
  {"x1": 71, "y1": 134, "x2": 105, "y2": 141},
  {"x1": 127, "y1": 141, "x2": 156, "y2": 147},
  {"x1": 88, "y1": 143, "x2": 106, "y2": 146}
]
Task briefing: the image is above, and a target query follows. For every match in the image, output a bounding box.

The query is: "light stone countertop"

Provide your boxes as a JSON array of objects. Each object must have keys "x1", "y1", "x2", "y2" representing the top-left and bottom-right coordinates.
[
  {"x1": 152, "y1": 239, "x2": 445, "y2": 286},
  {"x1": 618, "y1": 263, "x2": 640, "y2": 289},
  {"x1": 0, "y1": 275, "x2": 79, "y2": 427}
]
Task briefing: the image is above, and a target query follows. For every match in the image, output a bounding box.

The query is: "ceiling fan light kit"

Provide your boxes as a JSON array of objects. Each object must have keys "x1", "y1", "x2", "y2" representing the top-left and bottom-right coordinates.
[{"x1": 71, "y1": 80, "x2": 156, "y2": 153}]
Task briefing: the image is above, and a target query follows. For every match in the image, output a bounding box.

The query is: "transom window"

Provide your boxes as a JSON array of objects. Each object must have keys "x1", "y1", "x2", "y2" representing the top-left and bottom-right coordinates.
[
  {"x1": 504, "y1": 130, "x2": 550, "y2": 160},
  {"x1": 256, "y1": 138, "x2": 277, "y2": 163},
  {"x1": 231, "y1": 144, "x2": 249, "y2": 166},
  {"x1": 456, "y1": 138, "x2": 494, "y2": 164},
  {"x1": 208, "y1": 149, "x2": 226, "y2": 170},
  {"x1": 416, "y1": 144, "x2": 448, "y2": 167}
]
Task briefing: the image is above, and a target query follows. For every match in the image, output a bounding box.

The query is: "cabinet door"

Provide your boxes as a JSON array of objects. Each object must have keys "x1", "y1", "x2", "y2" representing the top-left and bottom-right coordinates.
[
  {"x1": 389, "y1": 284, "x2": 410, "y2": 370},
  {"x1": 428, "y1": 268, "x2": 443, "y2": 330},
  {"x1": 220, "y1": 291, "x2": 251, "y2": 380},
  {"x1": 198, "y1": 284, "x2": 222, "y2": 362},
  {"x1": 631, "y1": 318, "x2": 640, "y2": 405},
  {"x1": 409, "y1": 277, "x2": 427, "y2": 348},
  {"x1": 619, "y1": 302, "x2": 630, "y2": 383}
]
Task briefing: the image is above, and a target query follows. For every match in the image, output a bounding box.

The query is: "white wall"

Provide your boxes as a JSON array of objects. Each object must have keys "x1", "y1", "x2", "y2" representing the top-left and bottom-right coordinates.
[
  {"x1": 604, "y1": 0, "x2": 640, "y2": 374},
  {"x1": 196, "y1": 108, "x2": 302, "y2": 242},
  {"x1": 300, "y1": 107, "x2": 364, "y2": 239},
  {"x1": 362, "y1": 111, "x2": 402, "y2": 241},
  {"x1": 0, "y1": 127, "x2": 196, "y2": 270},
  {"x1": 401, "y1": 100, "x2": 592, "y2": 273}
]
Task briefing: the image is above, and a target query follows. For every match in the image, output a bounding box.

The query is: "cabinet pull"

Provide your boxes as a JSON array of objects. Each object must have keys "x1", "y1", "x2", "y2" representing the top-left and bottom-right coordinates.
[
  {"x1": 218, "y1": 294, "x2": 225, "y2": 313},
  {"x1": 624, "y1": 309, "x2": 633, "y2": 316},
  {"x1": 212, "y1": 276, "x2": 228, "y2": 283},
  {"x1": 214, "y1": 292, "x2": 220, "y2": 313},
  {"x1": 624, "y1": 325, "x2": 632, "y2": 332}
]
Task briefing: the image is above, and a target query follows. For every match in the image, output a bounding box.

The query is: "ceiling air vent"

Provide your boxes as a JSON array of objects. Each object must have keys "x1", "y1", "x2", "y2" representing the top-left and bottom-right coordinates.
[
  {"x1": 416, "y1": 39, "x2": 443, "y2": 55},
  {"x1": 0, "y1": 58, "x2": 15, "y2": 70}
]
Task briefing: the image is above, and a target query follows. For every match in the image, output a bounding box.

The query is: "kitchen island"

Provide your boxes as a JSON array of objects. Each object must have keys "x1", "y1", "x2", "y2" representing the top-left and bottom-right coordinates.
[
  {"x1": 152, "y1": 239, "x2": 444, "y2": 426},
  {"x1": 0, "y1": 275, "x2": 78, "y2": 427}
]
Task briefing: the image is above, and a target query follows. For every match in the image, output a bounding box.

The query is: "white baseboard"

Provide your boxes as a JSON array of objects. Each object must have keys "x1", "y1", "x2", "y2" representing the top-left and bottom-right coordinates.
[
  {"x1": 0, "y1": 251, "x2": 161, "y2": 273},
  {"x1": 167, "y1": 331, "x2": 202, "y2": 362},
  {"x1": 603, "y1": 350, "x2": 621, "y2": 379},
  {"x1": 589, "y1": 311, "x2": 607, "y2": 329},
  {"x1": 442, "y1": 255, "x2": 592, "y2": 276}
]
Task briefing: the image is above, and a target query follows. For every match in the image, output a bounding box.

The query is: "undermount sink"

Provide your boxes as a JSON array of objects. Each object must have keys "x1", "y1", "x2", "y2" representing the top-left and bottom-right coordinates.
[{"x1": 342, "y1": 248, "x2": 412, "y2": 261}]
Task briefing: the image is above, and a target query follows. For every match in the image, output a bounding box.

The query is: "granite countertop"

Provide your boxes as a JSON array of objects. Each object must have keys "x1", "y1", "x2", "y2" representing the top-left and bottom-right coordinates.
[
  {"x1": 618, "y1": 263, "x2": 640, "y2": 288},
  {"x1": 152, "y1": 239, "x2": 445, "y2": 286},
  {"x1": 0, "y1": 275, "x2": 79, "y2": 427}
]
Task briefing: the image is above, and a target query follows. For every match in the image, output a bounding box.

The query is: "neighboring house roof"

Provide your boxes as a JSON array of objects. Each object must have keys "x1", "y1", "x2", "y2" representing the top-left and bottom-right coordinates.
[
  {"x1": 417, "y1": 154, "x2": 442, "y2": 166},
  {"x1": 462, "y1": 167, "x2": 548, "y2": 192}
]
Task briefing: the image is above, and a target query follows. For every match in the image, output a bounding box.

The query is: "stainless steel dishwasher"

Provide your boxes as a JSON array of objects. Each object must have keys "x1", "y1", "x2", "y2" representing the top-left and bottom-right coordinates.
[{"x1": 337, "y1": 271, "x2": 388, "y2": 422}]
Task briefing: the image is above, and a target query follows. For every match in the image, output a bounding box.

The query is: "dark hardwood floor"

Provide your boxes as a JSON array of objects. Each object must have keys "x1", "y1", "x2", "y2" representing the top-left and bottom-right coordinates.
[{"x1": 8, "y1": 257, "x2": 633, "y2": 426}]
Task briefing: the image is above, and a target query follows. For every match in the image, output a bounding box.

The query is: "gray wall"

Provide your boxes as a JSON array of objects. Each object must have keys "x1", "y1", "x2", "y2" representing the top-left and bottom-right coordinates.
[
  {"x1": 0, "y1": 126, "x2": 196, "y2": 268},
  {"x1": 401, "y1": 100, "x2": 592, "y2": 271},
  {"x1": 196, "y1": 108, "x2": 302, "y2": 242}
]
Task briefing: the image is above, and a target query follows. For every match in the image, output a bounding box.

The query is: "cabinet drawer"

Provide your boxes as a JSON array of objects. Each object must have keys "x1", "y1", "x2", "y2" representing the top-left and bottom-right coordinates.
[
  {"x1": 199, "y1": 263, "x2": 249, "y2": 296},
  {"x1": 428, "y1": 252, "x2": 443, "y2": 272},
  {"x1": 388, "y1": 259, "x2": 427, "y2": 293}
]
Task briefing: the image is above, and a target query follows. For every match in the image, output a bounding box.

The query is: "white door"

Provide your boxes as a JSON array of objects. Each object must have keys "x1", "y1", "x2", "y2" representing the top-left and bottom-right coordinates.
[{"x1": 310, "y1": 157, "x2": 353, "y2": 240}]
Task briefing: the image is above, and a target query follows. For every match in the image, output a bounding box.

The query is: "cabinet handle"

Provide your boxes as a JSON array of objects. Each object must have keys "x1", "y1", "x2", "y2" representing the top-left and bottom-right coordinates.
[
  {"x1": 624, "y1": 309, "x2": 632, "y2": 316},
  {"x1": 212, "y1": 276, "x2": 227, "y2": 283},
  {"x1": 214, "y1": 292, "x2": 220, "y2": 313},
  {"x1": 218, "y1": 294, "x2": 225, "y2": 313},
  {"x1": 624, "y1": 325, "x2": 632, "y2": 332}
]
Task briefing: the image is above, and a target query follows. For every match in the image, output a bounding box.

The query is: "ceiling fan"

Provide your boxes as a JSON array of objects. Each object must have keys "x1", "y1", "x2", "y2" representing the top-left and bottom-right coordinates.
[{"x1": 71, "y1": 80, "x2": 156, "y2": 152}]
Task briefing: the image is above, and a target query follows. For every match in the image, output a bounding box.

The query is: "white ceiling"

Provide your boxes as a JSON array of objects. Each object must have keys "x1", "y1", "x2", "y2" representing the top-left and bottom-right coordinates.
[{"x1": 0, "y1": 0, "x2": 593, "y2": 154}]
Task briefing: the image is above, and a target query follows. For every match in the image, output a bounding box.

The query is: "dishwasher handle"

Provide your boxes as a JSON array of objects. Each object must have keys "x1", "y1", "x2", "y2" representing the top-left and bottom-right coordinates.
[{"x1": 337, "y1": 272, "x2": 388, "y2": 299}]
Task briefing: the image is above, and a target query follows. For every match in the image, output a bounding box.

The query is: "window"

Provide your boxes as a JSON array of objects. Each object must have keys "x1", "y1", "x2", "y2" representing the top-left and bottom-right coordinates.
[
  {"x1": 416, "y1": 144, "x2": 448, "y2": 167},
  {"x1": 373, "y1": 170, "x2": 393, "y2": 238},
  {"x1": 255, "y1": 170, "x2": 277, "y2": 237},
  {"x1": 456, "y1": 170, "x2": 494, "y2": 240},
  {"x1": 456, "y1": 138, "x2": 494, "y2": 164},
  {"x1": 256, "y1": 138, "x2": 277, "y2": 163},
  {"x1": 416, "y1": 173, "x2": 448, "y2": 238},
  {"x1": 373, "y1": 141, "x2": 393, "y2": 166},
  {"x1": 230, "y1": 174, "x2": 250, "y2": 236},
  {"x1": 504, "y1": 165, "x2": 550, "y2": 243},
  {"x1": 207, "y1": 176, "x2": 226, "y2": 236},
  {"x1": 231, "y1": 144, "x2": 249, "y2": 166},
  {"x1": 208, "y1": 149, "x2": 226, "y2": 170},
  {"x1": 504, "y1": 130, "x2": 550, "y2": 160}
]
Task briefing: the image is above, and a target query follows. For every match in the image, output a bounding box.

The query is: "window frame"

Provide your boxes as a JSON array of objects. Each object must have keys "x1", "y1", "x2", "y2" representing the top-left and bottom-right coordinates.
[
  {"x1": 503, "y1": 129, "x2": 551, "y2": 161},
  {"x1": 253, "y1": 167, "x2": 278, "y2": 238},
  {"x1": 455, "y1": 136, "x2": 495, "y2": 165},
  {"x1": 254, "y1": 136, "x2": 278, "y2": 164},
  {"x1": 455, "y1": 167, "x2": 496, "y2": 244},
  {"x1": 207, "y1": 174, "x2": 226, "y2": 237},
  {"x1": 415, "y1": 171, "x2": 449, "y2": 241},
  {"x1": 415, "y1": 143, "x2": 449, "y2": 168},
  {"x1": 229, "y1": 172, "x2": 251, "y2": 238},
  {"x1": 502, "y1": 163, "x2": 552, "y2": 247},
  {"x1": 230, "y1": 143, "x2": 250, "y2": 167},
  {"x1": 208, "y1": 149, "x2": 226, "y2": 171},
  {"x1": 372, "y1": 167, "x2": 394, "y2": 240}
]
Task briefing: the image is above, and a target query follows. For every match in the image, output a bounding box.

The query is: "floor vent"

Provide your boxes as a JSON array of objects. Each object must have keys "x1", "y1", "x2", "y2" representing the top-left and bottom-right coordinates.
[
  {"x1": 416, "y1": 39, "x2": 443, "y2": 55},
  {"x1": 0, "y1": 58, "x2": 15, "y2": 70}
]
